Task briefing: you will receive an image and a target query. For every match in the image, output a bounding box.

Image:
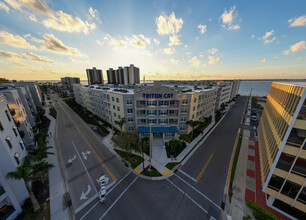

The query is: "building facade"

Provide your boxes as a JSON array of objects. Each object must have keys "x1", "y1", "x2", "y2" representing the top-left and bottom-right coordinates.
[
  {"x1": 107, "y1": 64, "x2": 140, "y2": 85},
  {"x1": 0, "y1": 94, "x2": 29, "y2": 220},
  {"x1": 86, "y1": 67, "x2": 103, "y2": 85},
  {"x1": 257, "y1": 82, "x2": 306, "y2": 218},
  {"x1": 61, "y1": 77, "x2": 80, "y2": 90}
]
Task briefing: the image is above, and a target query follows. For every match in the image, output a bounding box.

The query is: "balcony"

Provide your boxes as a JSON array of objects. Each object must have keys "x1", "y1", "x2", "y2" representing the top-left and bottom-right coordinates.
[{"x1": 0, "y1": 186, "x2": 5, "y2": 196}]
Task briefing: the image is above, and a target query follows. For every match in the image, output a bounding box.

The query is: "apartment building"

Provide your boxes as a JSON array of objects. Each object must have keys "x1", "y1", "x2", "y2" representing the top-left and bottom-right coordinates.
[
  {"x1": 74, "y1": 81, "x2": 217, "y2": 143},
  {"x1": 107, "y1": 64, "x2": 140, "y2": 85},
  {"x1": 61, "y1": 77, "x2": 80, "y2": 90},
  {"x1": 86, "y1": 67, "x2": 103, "y2": 85},
  {"x1": 215, "y1": 83, "x2": 232, "y2": 110},
  {"x1": 230, "y1": 80, "x2": 241, "y2": 100},
  {"x1": 257, "y1": 82, "x2": 306, "y2": 219},
  {"x1": 0, "y1": 94, "x2": 29, "y2": 220}
]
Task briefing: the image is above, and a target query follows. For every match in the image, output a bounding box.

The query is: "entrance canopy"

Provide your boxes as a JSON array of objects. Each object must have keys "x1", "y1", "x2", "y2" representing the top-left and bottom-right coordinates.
[{"x1": 137, "y1": 126, "x2": 178, "y2": 134}]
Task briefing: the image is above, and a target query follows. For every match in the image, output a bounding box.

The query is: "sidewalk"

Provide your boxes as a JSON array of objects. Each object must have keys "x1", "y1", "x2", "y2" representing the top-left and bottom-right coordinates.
[{"x1": 45, "y1": 106, "x2": 71, "y2": 220}]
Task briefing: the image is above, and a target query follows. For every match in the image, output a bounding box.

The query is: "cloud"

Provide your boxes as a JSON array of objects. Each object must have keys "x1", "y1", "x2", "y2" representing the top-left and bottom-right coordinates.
[
  {"x1": 4, "y1": 0, "x2": 53, "y2": 16},
  {"x1": 197, "y1": 24, "x2": 207, "y2": 34},
  {"x1": 96, "y1": 40, "x2": 104, "y2": 46},
  {"x1": 261, "y1": 59, "x2": 268, "y2": 63},
  {"x1": 23, "y1": 52, "x2": 53, "y2": 63},
  {"x1": 273, "y1": 56, "x2": 278, "y2": 61},
  {"x1": 189, "y1": 56, "x2": 202, "y2": 68},
  {"x1": 156, "y1": 12, "x2": 183, "y2": 35},
  {"x1": 88, "y1": 7, "x2": 101, "y2": 24},
  {"x1": 0, "y1": 50, "x2": 26, "y2": 60},
  {"x1": 288, "y1": 15, "x2": 306, "y2": 27},
  {"x1": 251, "y1": 34, "x2": 255, "y2": 38},
  {"x1": 219, "y1": 6, "x2": 240, "y2": 30},
  {"x1": 184, "y1": 44, "x2": 188, "y2": 48},
  {"x1": 262, "y1": 30, "x2": 276, "y2": 44},
  {"x1": 169, "y1": 58, "x2": 178, "y2": 64},
  {"x1": 29, "y1": 14, "x2": 37, "y2": 22},
  {"x1": 163, "y1": 47, "x2": 176, "y2": 54},
  {"x1": 104, "y1": 34, "x2": 151, "y2": 49},
  {"x1": 153, "y1": 38, "x2": 160, "y2": 45},
  {"x1": 0, "y1": 30, "x2": 37, "y2": 50},
  {"x1": 283, "y1": 41, "x2": 306, "y2": 55},
  {"x1": 208, "y1": 56, "x2": 220, "y2": 64},
  {"x1": 42, "y1": 11, "x2": 96, "y2": 34},
  {"x1": 0, "y1": 2, "x2": 10, "y2": 13},
  {"x1": 169, "y1": 35, "x2": 181, "y2": 46},
  {"x1": 296, "y1": 57, "x2": 302, "y2": 61},
  {"x1": 208, "y1": 48, "x2": 218, "y2": 55},
  {"x1": 33, "y1": 34, "x2": 81, "y2": 55}
]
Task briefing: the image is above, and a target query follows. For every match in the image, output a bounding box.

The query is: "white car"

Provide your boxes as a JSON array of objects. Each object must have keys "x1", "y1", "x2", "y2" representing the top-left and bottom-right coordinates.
[
  {"x1": 99, "y1": 188, "x2": 106, "y2": 203},
  {"x1": 98, "y1": 175, "x2": 107, "y2": 203}
]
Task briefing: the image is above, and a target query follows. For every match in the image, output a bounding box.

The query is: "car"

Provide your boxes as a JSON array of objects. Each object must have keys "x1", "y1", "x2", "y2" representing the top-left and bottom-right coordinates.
[
  {"x1": 251, "y1": 116, "x2": 258, "y2": 124},
  {"x1": 99, "y1": 188, "x2": 106, "y2": 203},
  {"x1": 251, "y1": 109, "x2": 257, "y2": 115}
]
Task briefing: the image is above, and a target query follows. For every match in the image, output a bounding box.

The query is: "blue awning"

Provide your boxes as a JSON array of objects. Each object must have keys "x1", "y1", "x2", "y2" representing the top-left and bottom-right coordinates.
[{"x1": 137, "y1": 126, "x2": 178, "y2": 134}]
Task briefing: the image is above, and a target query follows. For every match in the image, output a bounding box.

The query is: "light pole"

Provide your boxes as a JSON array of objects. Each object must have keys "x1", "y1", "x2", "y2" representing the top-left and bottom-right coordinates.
[{"x1": 149, "y1": 122, "x2": 152, "y2": 169}]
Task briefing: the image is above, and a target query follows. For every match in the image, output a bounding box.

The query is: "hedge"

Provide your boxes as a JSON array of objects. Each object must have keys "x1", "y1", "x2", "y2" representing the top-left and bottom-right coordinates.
[{"x1": 246, "y1": 200, "x2": 282, "y2": 220}]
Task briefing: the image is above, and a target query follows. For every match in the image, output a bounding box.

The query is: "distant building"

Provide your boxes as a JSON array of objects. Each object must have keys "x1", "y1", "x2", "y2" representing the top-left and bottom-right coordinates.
[
  {"x1": 86, "y1": 67, "x2": 103, "y2": 85},
  {"x1": 257, "y1": 82, "x2": 306, "y2": 219},
  {"x1": 0, "y1": 94, "x2": 28, "y2": 220},
  {"x1": 107, "y1": 64, "x2": 140, "y2": 85},
  {"x1": 60, "y1": 77, "x2": 80, "y2": 91},
  {"x1": 230, "y1": 80, "x2": 240, "y2": 100}
]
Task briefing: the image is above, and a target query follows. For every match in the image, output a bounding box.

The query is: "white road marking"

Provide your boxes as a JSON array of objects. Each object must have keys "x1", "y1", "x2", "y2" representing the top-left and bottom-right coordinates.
[
  {"x1": 178, "y1": 169, "x2": 197, "y2": 182},
  {"x1": 72, "y1": 141, "x2": 98, "y2": 194},
  {"x1": 175, "y1": 174, "x2": 221, "y2": 210},
  {"x1": 82, "y1": 151, "x2": 91, "y2": 160},
  {"x1": 67, "y1": 155, "x2": 76, "y2": 163},
  {"x1": 80, "y1": 185, "x2": 91, "y2": 200},
  {"x1": 100, "y1": 176, "x2": 139, "y2": 220},
  {"x1": 166, "y1": 179, "x2": 208, "y2": 214}
]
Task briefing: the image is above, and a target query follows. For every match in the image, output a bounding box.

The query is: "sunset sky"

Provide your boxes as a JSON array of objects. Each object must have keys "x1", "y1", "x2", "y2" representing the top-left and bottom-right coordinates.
[{"x1": 0, "y1": 0, "x2": 305, "y2": 81}]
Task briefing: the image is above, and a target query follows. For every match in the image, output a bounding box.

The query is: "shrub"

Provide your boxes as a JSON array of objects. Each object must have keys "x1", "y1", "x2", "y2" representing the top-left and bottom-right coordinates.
[{"x1": 246, "y1": 200, "x2": 282, "y2": 220}]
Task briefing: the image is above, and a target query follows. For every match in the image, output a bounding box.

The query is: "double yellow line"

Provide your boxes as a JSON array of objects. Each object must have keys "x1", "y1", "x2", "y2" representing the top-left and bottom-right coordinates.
[
  {"x1": 196, "y1": 154, "x2": 213, "y2": 183},
  {"x1": 56, "y1": 96, "x2": 117, "y2": 182}
]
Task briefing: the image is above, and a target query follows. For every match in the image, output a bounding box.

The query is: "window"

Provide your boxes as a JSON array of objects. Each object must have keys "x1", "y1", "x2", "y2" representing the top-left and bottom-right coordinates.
[
  {"x1": 180, "y1": 125, "x2": 186, "y2": 131},
  {"x1": 149, "y1": 119, "x2": 156, "y2": 124},
  {"x1": 113, "y1": 113, "x2": 116, "y2": 117},
  {"x1": 127, "y1": 109, "x2": 133, "y2": 114},
  {"x1": 169, "y1": 118, "x2": 178, "y2": 124},
  {"x1": 14, "y1": 153, "x2": 20, "y2": 165},
  {"x1": 127, "y1": 99, "x2": 133, "y2": 105},
  {"x1": 160, "y1": 119, "x2": 166, "y2": 124},
  {"x1": 160, "y1": 110, "x2": 167, "y2": 115},
  {"x1": 160, "y1": 100, "x2": 167, "y2": 106},
  {"x1": 5, "y1": 136, "x2": 12, "y2": 149},
  {"x1": 0, "y1": 121, "x2": 3, "y2": 131},
  {"x1": 281, "y1": 180, "x2": 301, "y2": 199},
  {"x1": 112, "y1": 97, "x2": 114, "y2": 101},
  {"x1": 5, "y1": 110, "x2": 11, "y2": 121},
  {"x1": 148, "y1": 100, "x2": 156, "y2": 106},
  {"x1": 116, "y1": 98, "x2": 119, "y2": 103},
  {"x1": 117, "y1": 106, "x2": 120, "y2": 111},
  {"x1": 181, "y1": 116, "x2": 187, "y2": 122},
  {"x1": 192, "y1": 115, "x2": 194, "y2": 119},
  {"x1": 138, "y1": 100, "x2": 146, "y2": 106},
  {"x1": 113, "y1": 105, "x2": 115, "y2": 109},
  {"x1": 194, "y1": 98, "x2": 197, "y2": 103},
  {"x1": 182, "y1": 99, "x2": 188, "y2": 104},
  {"x1": 12, "y1": 127, "x2": 18, "y2": 136},
  {"x1": 193, "y1": 106, "x2": 196, "y2": 111},
  {"x1": 128, "y1": 127, "x2": 134, "y2": 131},
  {"x1": 128, "y1": 117, "x2": 134, "y2": 122},
  {"x1": 118, "y1": 114, "x2": 121, "y2": 119},
  {"x1": 148, "y1": 110, "x2": 155, "y2": 115},
  {"x1": 19, "y1": 141, "x2": 24, "y2": 150},
  {"x1": 181, "y1": 108, "x2": 187, "y2": 113}
]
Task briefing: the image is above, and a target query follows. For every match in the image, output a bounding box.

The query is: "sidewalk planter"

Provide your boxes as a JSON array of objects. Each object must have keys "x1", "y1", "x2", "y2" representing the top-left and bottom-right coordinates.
[{"x1": 246, "y1": 200, "x2": 282, "y2": 220}]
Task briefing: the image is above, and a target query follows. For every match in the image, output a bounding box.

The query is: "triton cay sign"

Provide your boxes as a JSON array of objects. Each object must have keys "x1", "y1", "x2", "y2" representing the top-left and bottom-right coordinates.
[{"x1": 142, "y1": 93, "x2": 174, "y2": 99}]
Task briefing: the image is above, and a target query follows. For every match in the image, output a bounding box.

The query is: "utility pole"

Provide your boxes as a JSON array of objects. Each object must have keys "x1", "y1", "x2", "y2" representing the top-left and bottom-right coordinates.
[{"x1": 149, "y1": 122, "x2": 152, "y2": 169}]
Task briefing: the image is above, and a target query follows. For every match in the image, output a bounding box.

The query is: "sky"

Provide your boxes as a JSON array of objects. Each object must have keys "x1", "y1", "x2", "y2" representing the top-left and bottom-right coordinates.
[{"x1": 0, "y1": 0, "x2": 305, "y2": 81}]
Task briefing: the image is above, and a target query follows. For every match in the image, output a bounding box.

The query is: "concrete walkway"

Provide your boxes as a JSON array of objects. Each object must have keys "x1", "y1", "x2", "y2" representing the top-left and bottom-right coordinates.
[{"x1": 45, "y1": 104, "x2": 71, "y2": 220}]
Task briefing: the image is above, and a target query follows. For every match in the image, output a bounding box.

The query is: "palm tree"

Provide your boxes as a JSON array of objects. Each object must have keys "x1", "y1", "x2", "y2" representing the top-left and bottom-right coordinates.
[
  {"x1": 6, "y1": 156, "x2": 40, "y2": 212},
  {"x1": 32, "y1": 159, "x2": 54, "y2": 183},
  {"x1": 115, "y1": 117, "x2": 126, "y2": 132},
  {"x1": 31, "y1": 145, "x2": 54, "y2": 161},
  {"x1": 186, "y1": 120, "x2": 200, "y2": 139}
]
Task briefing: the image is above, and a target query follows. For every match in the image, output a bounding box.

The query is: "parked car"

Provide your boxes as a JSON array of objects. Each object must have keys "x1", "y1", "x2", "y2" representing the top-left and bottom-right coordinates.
[
  {"x1": 251, "y1": 109, "x2": 257, "y2": 115},
  {"x1": 251, "y1": 116, "x2": 258, "y2": 124}
]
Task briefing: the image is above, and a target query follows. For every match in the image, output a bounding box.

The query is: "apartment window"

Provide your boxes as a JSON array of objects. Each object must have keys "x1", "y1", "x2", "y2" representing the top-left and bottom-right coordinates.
[
  {"x1": 5, "y1": 110, "x2": 11, "y2": 121},
  {"x1": 12, "y1": 127, "x2": 18, "y2": 136},
  {"x1": 193, "y1": 106, "x2": 196, "y2": 111},
  {"x1": 160, "y1": 119, "x2": 166, "y2": 124},
  {"x1": 148, "y1": 100, "x2": 156, "y2": 106},
  {"x1": 5, "y1": 136, "x2": 12, "y2": 149},
  {"x1": 117, "y1": 106, "x2": 120, "y2": 111},
  {"x1": 181, "y1": 116, "x2": 187, "y2": 122},
  {"x1": 160, "y1": 100, "x2": 167, "y2": 106},
  {"x1": 0, "y1": 121, "x2": 3, "y2": 131},
  {"x1": 181, "y1": 108, "x2": 187, "y2": 113},
  {"x1": 113, "y1": 113, "x2": 116, "y2": 117},
  {"x1": 160, "y1": 110, "x2": 167, "y2": 115},
  {"x1": 128, "y1": 127, "x2": 134, "y2": 131},
  {"x1": 267, "y1": 175, "x2": 285, "y2": 191},
  {"x1": 192, "y1": 115, "x2": 194, "y2": 119},
  {"x1": 182, "y1": 99, "x2": 188, "y2": 104},
  {"x1": 19, "y1": 140, "x2": 24, "y2": 150},
  {"x1": 113, "y1": 105, "x2": 115, "y2": 110},
  {"x1": 194, "y1": 98, "x2": 197, "y2": 103},
  {"x1": 112, "y1": 97, "x2": 114, "y2": 101},
  {"x1": 127, "y1": 99, "x2": 133, "y2": 105},
  {"x1": 118, "y1": 114, "x2": 121, "y2": 119},
  {"x1": 149, "y1": 119, "x2": 156, "y2": 124},
  {"x1": 148, "y1": 110, "x2": 155, "y2": 115},
  {"x1": 180, "y1": 125, "x2": 186, "y2": 131},
  {"x1": 137, "y1": 110, "x2": 146, "y2": 115},
  {"x1": 169, "y1": 118, "x2": 178, "y2": 124},
  {"x1": 116, "y1": 98, "x2": 119, "y2": 103},
  {"x1": 138, "y1": 100, "x2": 146, "y2": 106},
  {"x1": 14, "y1": 152, "x2": 20, "y2": 165},
  {"x1": 128, "y1": 117, "x2": 134, "y2": 122},
  {"x1": 127, "y1": 109, "x2": 133, "y2": 114},
  {"x1": 281, "y1": 180, "x2": 301, "y2": 199}
]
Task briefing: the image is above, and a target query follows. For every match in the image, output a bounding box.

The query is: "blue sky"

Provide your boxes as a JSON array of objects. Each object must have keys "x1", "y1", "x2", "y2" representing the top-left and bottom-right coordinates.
[{"x1": 0, "y1": 0, "x2": 305, "y2": 80}]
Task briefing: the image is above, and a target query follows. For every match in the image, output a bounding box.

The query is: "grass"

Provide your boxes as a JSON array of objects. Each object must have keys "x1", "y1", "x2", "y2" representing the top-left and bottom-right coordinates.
[
  {"x1": 49, "y1": 107, "x2": 57, "y2": 119},
  {"x1": 114, "y1": 149, "x2": 144, "y2": 169},
  {"x1": 166, "y1": 162, "x2": 180, "y2": 170},
  {"x1": 142, "y1": 166, "x2": 162, "y2": 177},
  {"x1": 229, "y1": 134, "x2": 243, "y2": 202},
  {"x1": 165, "y1": 140, "x2": 187, "y2": 158}
]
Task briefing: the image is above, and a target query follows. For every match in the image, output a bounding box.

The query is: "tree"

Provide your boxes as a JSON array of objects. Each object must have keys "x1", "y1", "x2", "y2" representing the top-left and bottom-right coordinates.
[
  {"x1": 113, "y1": 132, "x2": 140, "y2": 158},
  {"x1": 6, "y1": 156, "x2": 40, "y2": 212},
  {"x1": 186, "y1": 120, "x2": 200, "y2": 139},
  {"x1": 31, "y1": 159, "x2": 54, "y2": 183},
  {"x1": 114, "y1": 118, "x2": 126, "y2": 132}
]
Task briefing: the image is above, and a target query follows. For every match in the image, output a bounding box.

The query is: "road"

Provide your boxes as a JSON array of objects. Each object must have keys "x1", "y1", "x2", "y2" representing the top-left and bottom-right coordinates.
[{"x1": 52, "y1": 94, "x2": 247, "y2": 220}]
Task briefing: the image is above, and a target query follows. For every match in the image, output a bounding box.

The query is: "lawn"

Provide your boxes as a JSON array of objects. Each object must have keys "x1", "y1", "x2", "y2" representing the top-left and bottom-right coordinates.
[
  {"x1": 142, "y1": 166, "x2": 162, "y2": 177},
  {"x1": 165, "y1": 162, "x2": 180, "y2": 170},
  {"x1": 114, "y1": 149, "x2": 144, "y2": 169}
]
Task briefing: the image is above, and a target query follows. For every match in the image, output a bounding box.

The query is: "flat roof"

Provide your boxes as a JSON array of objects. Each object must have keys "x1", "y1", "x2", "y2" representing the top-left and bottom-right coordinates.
[{"x1": 273, "y1": 81, "x2": 306, "y2": 88}]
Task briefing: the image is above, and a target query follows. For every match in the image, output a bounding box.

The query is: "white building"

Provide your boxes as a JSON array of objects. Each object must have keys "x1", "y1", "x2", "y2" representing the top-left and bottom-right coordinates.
[
  {"x1": 0, "y1": 94, "x2": 29, "y2": 220},
  {"x1": 107, "y1": 64, "x2": 140, "y2": 85},
  {"x1": 60, "y1": 77, "x2": 80, "y2": 90}
]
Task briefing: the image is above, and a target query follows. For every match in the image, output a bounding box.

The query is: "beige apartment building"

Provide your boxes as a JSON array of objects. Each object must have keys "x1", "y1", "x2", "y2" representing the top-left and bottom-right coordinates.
[{"x1": 257, "y1": 82, "x2": 306, "y2": 219}]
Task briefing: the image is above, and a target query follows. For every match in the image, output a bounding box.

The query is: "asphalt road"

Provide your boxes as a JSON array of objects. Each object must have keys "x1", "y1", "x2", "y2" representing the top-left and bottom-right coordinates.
[
  {"x1": 181, "y1": 96, "x2": 247, "y2": 206},
  {"x1": 52, "y1": 94, "x2": 247, "y2": 220}
]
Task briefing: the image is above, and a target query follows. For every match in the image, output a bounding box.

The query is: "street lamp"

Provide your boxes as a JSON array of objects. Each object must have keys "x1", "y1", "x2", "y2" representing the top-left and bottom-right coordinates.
[{"x1": 149, "y1": 122, "x2": 152, "y2": 169}]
